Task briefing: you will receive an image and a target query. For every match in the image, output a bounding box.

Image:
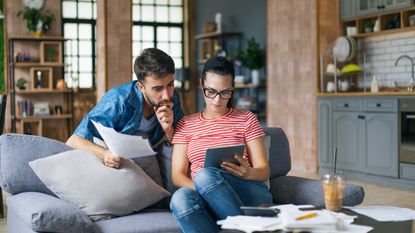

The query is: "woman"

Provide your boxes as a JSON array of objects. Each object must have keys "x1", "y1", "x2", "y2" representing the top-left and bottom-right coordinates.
[{"x1": 170, "y1": 56, "x2": 272, "y2": 233}]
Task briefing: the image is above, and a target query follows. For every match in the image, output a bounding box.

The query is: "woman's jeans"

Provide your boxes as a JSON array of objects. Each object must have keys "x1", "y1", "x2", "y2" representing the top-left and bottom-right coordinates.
[{"x1": 170, "y1": 167, "x2": 273, "y2": 233}]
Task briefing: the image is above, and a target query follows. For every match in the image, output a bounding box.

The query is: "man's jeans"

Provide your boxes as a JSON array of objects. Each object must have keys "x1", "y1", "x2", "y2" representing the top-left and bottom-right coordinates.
[{"x1": 170, "y1": 167, "x2": 273, "y2": 233}]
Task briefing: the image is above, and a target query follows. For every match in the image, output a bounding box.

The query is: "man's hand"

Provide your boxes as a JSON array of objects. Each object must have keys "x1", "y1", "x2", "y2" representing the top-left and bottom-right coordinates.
[
  {"x1": 154, "y1": 101, "x2": 174, "y2": 141},
  {"x1": 102, "y1": 150, "x2": 123, "y2": 169},
  {"x1": 220, "y1": 156, "x2": 253, "y2": 179}
]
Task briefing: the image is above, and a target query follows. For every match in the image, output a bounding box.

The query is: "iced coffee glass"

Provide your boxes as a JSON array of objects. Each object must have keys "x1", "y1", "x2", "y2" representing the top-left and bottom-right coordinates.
[{"x1": 321, "y1": 174, "x2": 345, "y2": 212}]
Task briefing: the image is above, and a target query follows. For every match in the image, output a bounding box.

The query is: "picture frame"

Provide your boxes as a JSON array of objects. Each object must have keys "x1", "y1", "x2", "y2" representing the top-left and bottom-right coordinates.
[
  {"x1": 30, "y1": 67, "x2": 53, "y2": 90},
  {"x1": 40, "y1": 42, "x2": 62, "y2": 64}
]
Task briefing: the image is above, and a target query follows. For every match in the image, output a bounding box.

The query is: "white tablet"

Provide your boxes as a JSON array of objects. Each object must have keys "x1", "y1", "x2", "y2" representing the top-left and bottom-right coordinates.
[{"x1": 204, "y1": 144, "x2": 245, "y2": 168}]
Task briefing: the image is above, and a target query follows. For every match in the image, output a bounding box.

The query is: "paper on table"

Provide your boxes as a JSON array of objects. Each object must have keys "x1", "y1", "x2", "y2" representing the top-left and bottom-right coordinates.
[
  {"x1": 91, "y1": 120, "x2": 156, "y2": 158},
  {"x1": 345, "y1": 205, "x2": 415, "y2": 222},
  {"x1": 278, "y1": 204, "x2": 337, "y2": 230},
  {"x1": 217, "y1": 215, "x2": 282, "y2": 232}
]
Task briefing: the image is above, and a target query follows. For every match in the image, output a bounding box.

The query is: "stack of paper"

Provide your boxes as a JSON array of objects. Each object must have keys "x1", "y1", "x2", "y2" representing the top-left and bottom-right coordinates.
[
  {"x1": 218, "y1": 205, "x2": 373, "y2": 233},
  {"x1": 217, "y1": 215, "x2": 282, "y2": 233},
  {"x1": 279, "y1": 204, "x2": 338, "y2": 231}
]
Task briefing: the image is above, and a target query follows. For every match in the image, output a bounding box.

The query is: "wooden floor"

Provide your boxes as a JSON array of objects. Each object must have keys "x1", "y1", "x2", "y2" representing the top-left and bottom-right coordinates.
[{"x1": 0, "y1": 171, "x2": 414, "y2": 233}]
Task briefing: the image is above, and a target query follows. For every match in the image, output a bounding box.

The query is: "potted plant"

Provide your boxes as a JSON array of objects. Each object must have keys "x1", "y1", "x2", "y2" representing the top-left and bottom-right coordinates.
[
  {"x1": 237, "y1": 37, "x2": 265, "y2": 85},
  {"x1": 16, "y1": 78, "x2": 28, "y2": 90},
  {"x1": 363, "y1": 20, "x2": 374, "y2": 33},
  {"x1": 17, "y1": 8, "x2": 55, "y2": 37}
]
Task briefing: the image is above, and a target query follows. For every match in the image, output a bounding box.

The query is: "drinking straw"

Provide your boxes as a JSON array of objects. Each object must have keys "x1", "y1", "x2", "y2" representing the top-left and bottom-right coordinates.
[{"x1": 333, "y1": 147, "x2": 337, "y2": 176}]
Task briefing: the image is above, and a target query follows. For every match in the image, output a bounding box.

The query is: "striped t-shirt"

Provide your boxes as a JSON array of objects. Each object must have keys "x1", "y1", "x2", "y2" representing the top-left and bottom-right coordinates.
[{"x1": 172, "y1": 108, "x2": 265, "y2": 179}]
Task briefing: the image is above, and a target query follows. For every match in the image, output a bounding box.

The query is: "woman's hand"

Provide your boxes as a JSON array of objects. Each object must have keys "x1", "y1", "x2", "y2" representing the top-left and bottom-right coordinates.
[
  {"x1": 220, "y1": 156, "x2": 253, "y2": 179},
  {"x1": 221, "y1": 137, "x2": 270, "y2": 182}
]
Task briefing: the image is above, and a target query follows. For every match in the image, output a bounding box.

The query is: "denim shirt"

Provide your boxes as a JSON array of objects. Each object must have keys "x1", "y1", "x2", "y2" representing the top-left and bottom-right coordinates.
[{"x1": 74, "y1": 80, "x2": 184, "y2": 145}]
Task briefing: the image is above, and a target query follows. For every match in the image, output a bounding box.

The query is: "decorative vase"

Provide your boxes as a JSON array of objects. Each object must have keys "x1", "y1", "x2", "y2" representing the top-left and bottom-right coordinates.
[
  {"x1": 374, "y1": 19, "x2": 380, "y2": 32},
  {"x1": 56, "y1": 79, "x2": 67, "y2": 90},
  {"x1": 251, "y1": 69, "x2": 260, "y2": 85},
  {"x1": 34, "y1": 21, "x2": 43, "y2": 38}
]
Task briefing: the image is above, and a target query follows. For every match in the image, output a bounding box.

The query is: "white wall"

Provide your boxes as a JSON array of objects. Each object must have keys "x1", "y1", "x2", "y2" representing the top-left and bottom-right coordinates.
[{"x1": 357, "y1": 31, "x2": 415, "y2": 88}]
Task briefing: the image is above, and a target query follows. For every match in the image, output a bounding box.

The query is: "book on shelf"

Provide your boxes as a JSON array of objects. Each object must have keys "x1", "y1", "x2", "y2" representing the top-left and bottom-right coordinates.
[
  {"x1": 17, "y1": 100, "x2": 33, "y2": 117},
  {"x1": 33, "y1": 102, "x2": 50, "y2": 116}
]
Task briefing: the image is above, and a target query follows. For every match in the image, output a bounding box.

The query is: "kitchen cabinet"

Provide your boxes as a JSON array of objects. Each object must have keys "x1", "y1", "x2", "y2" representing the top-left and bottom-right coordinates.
[
  {"x1": 318, "y1": 97, "x2": 398, "y2": 178},
  {"x1": 333, "y1": 111, "x2": 365, "y2": 172},
  {"x1": 365, "y1": 113, "x2": 398, "y2": 177},
  {"x1": 340, "y1": 0, "x2": 357, "y2": 20},
  {"x1": 357, "y1": 0, "x2": 412, "y2": 17},
  {"x1": 318, "y1": 100, "x2": 332, "y2": 168}
]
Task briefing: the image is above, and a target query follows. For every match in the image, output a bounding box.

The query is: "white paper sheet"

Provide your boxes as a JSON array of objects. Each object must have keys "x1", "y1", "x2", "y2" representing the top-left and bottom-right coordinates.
[
  {"x1": 345, "y1": 205, "x2": 415, "y2": 222},
  {"x1": 217, "y1": 215, "x2": 282, "y2": 233},
  {"x1": 91, "y1": 120, "x2": 156, "y2": 158}
]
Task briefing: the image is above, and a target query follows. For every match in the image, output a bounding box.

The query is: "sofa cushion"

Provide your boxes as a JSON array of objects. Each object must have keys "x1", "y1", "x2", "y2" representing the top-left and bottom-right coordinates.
[
  {"x1": 0, "y1": 133, "x2": 70, "y2": 195},
  {"x1": 7, "y1": 192, "x2": 95, "y2": 233},
  {"x1": 94, "y1": 136, "x2": 164, "y2": 187},
  {"x1": 155, "y1": 141, "x2": 176, "y2": 194},
  {"x1": 29, "y1": 149, "x2": 170, "y2": 221},
  {"x1": 269, "y1": 176, "x2": 365, "y2": 207},
  {"x1": 263, "y1": 128, "x2": 291, "y2": 178},
  {"x1": 95, "y1": 209, "x2": 181, "y2": 233}
]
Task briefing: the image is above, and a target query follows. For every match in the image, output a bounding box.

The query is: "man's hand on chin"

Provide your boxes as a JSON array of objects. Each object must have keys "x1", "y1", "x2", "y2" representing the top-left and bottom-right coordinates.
[{"x1": 154, "y1": 101, "x2": 174, "y2": 141}]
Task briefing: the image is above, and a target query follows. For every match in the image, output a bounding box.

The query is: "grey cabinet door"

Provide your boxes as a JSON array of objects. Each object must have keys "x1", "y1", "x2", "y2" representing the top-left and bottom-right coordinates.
[
  {"x1": 333, "y1": 112, "x2": 365, "y2": 172},
  {"x1": 318, "y1": 100, "x2": 332, "y2": 168},
  {"x1": 357, "y1": 0, "x2": 384, "y2": 16},
  {"x1": 358, "y1": 0, "x2": 412, "y2": 16},
  {"x1": 365, "y1": 113, "x2": 398, "y2": 177},
  {"x1": 340, "y1": 0, "x2": 357, "y2": 20},
  {"x1": 384, "y1": 0, "x2": 412, "y2": 11}
]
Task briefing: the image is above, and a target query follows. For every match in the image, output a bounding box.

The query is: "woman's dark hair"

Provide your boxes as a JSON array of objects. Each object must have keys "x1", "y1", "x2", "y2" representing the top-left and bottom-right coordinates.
[
  {"x1": 201, "y1": 56, "x2": 235, "y2": 107},
  {"x1": 134, "y1": 48, "x2": 175, "y2": 82}
]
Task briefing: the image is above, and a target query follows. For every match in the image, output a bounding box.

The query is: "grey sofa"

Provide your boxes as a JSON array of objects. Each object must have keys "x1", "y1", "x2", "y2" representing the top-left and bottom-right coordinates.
[{"x1": 0, "y1": 127, "x2": 365, "y2": 233}]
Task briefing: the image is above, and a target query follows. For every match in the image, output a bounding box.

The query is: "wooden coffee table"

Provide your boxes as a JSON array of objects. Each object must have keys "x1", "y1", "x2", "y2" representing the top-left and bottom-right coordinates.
[{"x1": 219, "y1": 208, "x2": 414, "y2": 233}]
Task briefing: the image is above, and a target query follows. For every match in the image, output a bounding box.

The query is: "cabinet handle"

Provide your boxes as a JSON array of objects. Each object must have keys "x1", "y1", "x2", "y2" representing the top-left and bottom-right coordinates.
[
  {"x1": 376, "y1": 103, "x2": 381, "y2": 107},
  {"x1": 344, "y1": 103, "x2": 349, "y2": 108},
  {"x1": 358, "y1": 115, "x2": 366, "y2": 120}
]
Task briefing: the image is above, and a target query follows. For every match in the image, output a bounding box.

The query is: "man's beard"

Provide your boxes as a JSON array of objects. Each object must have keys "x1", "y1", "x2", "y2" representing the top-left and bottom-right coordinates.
[{"x1": 145, "y1": 94, "x2": 173, "y2": 108}]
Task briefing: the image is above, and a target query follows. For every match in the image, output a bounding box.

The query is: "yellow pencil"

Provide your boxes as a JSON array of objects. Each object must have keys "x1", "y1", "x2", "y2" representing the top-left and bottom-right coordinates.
[{"x1": 295, "y1": 212, "x2": 318, "y2": 220}]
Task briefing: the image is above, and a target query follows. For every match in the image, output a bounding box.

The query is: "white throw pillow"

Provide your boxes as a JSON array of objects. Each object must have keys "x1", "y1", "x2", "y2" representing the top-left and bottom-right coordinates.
[{"x1": 29, "y1": 150, "x2": 170, "y2": 221}]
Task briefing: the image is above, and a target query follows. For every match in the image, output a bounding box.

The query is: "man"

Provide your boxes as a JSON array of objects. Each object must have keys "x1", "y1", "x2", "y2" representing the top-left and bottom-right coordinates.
[{"x1": 66, "y1": 48, "x2": 184, "y2": 169}]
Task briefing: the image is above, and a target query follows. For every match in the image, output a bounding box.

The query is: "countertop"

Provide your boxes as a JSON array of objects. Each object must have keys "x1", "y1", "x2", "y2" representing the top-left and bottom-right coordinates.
[{"x1": 317, "y1": 91, "x2": 415, "y2": 97}]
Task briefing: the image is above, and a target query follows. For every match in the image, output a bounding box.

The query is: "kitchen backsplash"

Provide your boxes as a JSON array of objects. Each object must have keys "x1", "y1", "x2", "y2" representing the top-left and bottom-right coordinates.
[{"x1": 356, "y1": 30, "x2": 415, "y2": 88}]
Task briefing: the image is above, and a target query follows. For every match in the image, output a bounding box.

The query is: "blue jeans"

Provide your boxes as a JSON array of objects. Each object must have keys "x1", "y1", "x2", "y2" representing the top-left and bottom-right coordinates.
[{"x1": 170, "y1": 167, "x2": 273, "y2": 233}]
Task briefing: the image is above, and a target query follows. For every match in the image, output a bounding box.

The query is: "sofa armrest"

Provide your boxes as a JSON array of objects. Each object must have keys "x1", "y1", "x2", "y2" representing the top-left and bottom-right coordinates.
[
  {"x1": 0, "y1": 134, "x2": 71, "y2": 195},
  {"x1": 7, "y1": 192, "x2": 95, "y2": 233},
  {"x1": 269, "y1": 176, "x2": 365, "y2": 207}
]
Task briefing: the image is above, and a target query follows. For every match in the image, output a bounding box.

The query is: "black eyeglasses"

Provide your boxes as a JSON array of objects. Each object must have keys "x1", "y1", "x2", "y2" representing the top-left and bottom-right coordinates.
[{"x1": 203, "y1": 87, "x2": 234, "y2": 99}]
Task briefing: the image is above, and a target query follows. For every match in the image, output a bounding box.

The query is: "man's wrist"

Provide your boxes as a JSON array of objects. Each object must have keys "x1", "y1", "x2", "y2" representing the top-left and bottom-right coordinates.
[{"x1": 165, "y1": 127, "x2": 174, "y2": 142}]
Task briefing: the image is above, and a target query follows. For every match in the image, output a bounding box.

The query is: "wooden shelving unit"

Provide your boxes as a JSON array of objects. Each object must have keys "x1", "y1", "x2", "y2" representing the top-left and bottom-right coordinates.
[
  {"x1": 342, "y1": 7, "x2": 415, "y2": 37},
  {"x1": 8, "y1": 36, "x2": 73, "y2": 141},
  {"x1": 195, "y1": 31, "x2": 242, "y2": 64}
]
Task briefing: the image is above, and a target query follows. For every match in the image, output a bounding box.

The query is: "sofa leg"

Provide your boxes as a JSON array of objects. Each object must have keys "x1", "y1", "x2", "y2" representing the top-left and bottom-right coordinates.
[{"x1": 0, "y1": 188, "x2": 3, "y2": 218}]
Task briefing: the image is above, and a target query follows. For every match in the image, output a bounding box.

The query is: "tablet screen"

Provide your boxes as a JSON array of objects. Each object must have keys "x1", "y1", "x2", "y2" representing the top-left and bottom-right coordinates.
[{"x1": 204, "y1": 144, "x2": 245, "y2": 168}]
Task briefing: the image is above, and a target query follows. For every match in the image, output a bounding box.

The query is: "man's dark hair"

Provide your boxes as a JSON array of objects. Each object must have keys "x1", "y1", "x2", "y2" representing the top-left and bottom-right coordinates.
[
  {"x1": 201, "y1": 56, "x2": 235, "y2": 86},
  {"x1": 134, "y1": 48, "x2": 175, "y2": 82}
]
